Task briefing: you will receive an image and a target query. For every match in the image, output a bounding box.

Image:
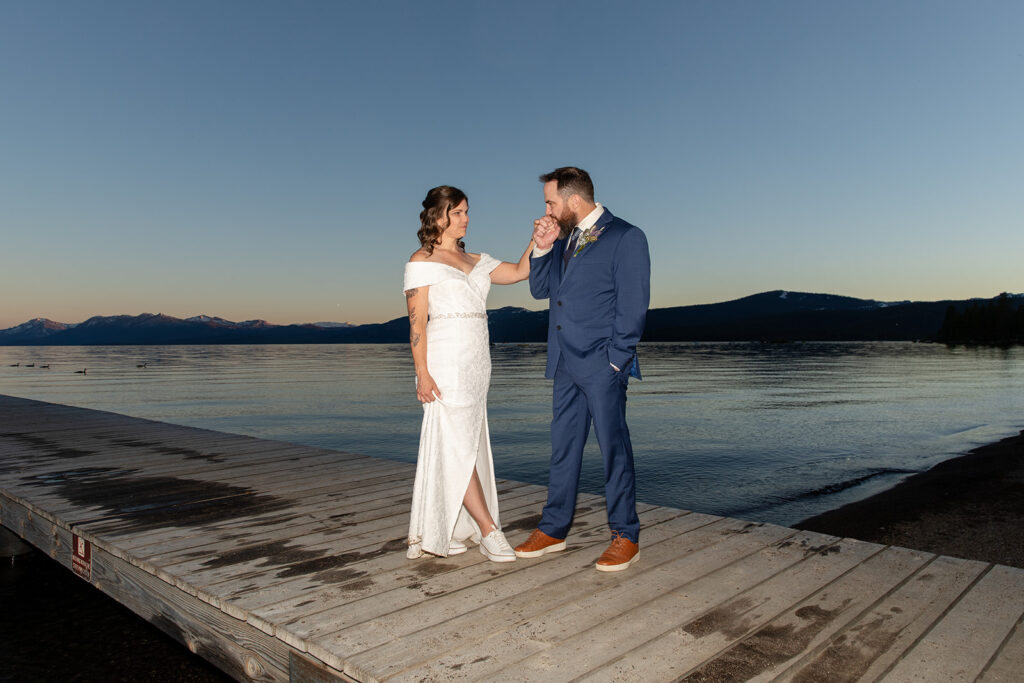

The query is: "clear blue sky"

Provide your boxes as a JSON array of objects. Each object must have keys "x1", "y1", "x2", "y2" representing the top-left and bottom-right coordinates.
[{"x1": 2, "y1": 1, "x2": 1022, "y2": 328}]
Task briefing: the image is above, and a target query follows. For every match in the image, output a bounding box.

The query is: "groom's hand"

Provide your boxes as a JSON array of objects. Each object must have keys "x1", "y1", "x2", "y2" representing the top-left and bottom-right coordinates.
[{"x1": 533, "y1": 216, "x2": 558, "y2": 250}]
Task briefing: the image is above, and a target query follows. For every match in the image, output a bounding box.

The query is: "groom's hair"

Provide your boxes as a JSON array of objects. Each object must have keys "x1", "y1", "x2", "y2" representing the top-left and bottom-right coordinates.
[{"x1": 539, "y1": 167, "x2": 594, "y2": 203}]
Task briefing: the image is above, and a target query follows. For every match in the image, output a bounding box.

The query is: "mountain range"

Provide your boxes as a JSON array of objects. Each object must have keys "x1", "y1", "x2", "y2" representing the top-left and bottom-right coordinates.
[{"x1": 2, "y1": 291, "x2": 1020, "y2": 346}]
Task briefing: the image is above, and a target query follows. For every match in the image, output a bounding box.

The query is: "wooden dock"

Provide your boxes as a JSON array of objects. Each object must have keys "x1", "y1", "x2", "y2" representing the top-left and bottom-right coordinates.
[{"x1": 1, "y1": 394, "x2": 1022, "y2": 682}]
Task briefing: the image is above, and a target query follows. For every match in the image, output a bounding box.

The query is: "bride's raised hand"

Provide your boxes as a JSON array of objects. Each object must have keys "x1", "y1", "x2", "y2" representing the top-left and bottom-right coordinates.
[{"x1": 416, "y1": 372, "x2": 443, "y2": 403}]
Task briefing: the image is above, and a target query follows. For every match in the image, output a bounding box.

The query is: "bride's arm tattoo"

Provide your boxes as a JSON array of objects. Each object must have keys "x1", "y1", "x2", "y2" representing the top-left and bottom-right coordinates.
[
  {"x1": 407, "y1": 290, "x2": 422, "y2": 347},
  {"x1": 405, "y1": 285, "x2": 428, "y2": 358},
  {"x1": 409, "y1": 300, "x2": 420, "y2": 345}
]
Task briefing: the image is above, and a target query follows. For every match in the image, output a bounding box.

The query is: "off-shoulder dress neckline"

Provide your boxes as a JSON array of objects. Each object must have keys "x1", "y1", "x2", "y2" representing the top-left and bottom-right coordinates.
[{"x1": 413, "y1": 253, "x2": 486, "y2": 277}]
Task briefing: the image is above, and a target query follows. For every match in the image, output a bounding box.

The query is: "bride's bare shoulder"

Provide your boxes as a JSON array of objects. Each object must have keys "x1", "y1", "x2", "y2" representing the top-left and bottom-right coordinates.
[{"x1": 409, "y1": 249, "x2": 432, "y2": 263}]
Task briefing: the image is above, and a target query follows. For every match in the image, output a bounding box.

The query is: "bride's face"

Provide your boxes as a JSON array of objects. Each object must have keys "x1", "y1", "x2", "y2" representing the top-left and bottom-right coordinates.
[{"x1": 444, "y1": 199, "x2": 469, "y2": 240}]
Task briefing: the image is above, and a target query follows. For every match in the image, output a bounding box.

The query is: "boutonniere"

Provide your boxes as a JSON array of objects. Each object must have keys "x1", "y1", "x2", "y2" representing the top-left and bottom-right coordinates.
[{"x1": 572, "y1": 225, "x2": 607, "y2": 258}]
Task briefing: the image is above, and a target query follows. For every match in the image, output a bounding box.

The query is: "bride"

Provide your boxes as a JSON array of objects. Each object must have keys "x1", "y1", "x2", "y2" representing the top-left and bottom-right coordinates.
[{"x1": 402, "y1": 185, "x2": 533, "y2": 562}]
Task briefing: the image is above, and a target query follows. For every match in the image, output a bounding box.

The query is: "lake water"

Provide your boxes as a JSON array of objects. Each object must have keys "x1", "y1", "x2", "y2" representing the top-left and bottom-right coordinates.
[{"x1": 3, "y1": 341, "x2": 1023, "y2": 527}]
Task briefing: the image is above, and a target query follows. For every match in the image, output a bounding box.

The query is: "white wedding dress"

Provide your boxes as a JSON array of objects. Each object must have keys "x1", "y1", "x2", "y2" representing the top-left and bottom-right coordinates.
[{"x1": 402, "y1": 253, "x2": 502, "y2": 558}]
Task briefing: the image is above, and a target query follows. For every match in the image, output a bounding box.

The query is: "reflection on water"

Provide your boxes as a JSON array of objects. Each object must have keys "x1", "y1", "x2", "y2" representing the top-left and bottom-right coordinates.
[{"x1": 2, "y1": 342, "x2": 1022, "y2": 526}]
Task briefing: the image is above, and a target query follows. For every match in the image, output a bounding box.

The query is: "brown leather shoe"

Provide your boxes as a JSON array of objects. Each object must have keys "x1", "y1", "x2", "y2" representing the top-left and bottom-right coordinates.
[
  {"x1": 595, "y1": 532, "x2": 639, "y2": 572},
  {"x1": 514, "y1": 528, "x2": 567, "y2": 558}
]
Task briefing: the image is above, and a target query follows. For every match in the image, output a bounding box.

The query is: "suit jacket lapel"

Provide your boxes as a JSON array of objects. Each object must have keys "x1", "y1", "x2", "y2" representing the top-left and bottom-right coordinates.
[
  {"x1": 560, "y1": 208, "x2": 612, "y2": 284},
  {"x1": 554, "y1": 236, "x2": 568, "y2": 288},
  {"x1": 592, "y1": 207, "x2": 613, "y2": 235}
]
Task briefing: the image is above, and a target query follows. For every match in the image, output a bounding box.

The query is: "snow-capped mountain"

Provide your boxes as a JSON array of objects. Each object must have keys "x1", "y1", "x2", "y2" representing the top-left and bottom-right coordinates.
[
  {"x1": 0, "y1": 318, "x2": 75, "y2": 341},
  {"x1": 186, "y1": 315, "x2": 271, "y2": 328}
]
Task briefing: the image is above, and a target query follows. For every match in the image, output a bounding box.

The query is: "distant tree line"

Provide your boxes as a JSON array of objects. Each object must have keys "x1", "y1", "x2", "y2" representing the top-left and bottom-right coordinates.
[{"x1": 938, "y1": 293, "x2": 1024, "y2": 345}]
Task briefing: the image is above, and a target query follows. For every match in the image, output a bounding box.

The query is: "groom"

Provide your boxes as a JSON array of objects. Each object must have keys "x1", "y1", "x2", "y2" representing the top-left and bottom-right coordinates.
[{"x1": 515, "y1": 166, "x2": 650, "y2": 571}]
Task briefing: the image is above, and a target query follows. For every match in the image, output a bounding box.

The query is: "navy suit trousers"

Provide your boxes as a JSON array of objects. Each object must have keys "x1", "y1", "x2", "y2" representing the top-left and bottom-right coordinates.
[{"x1": 538, "y1": 356, "x2": 640, "y2": 543}]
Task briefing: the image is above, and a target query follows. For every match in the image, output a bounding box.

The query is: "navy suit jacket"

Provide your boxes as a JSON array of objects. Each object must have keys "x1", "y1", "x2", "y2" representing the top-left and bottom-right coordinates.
[{"x1": 529, "y1": 208, "x2": 650, "y2": 380}]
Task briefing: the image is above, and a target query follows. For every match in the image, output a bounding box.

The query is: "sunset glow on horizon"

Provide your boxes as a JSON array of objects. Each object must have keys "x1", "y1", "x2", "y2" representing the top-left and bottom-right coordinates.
[{"x1": 2, "y1": 1, "x2": 1022, "y2": 329}]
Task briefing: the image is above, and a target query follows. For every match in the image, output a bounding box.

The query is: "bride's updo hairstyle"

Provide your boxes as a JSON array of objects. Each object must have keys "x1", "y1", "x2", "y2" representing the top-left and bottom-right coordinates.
[{"x1": 418, "y1": 185, "x2": 467, "y2": 254}]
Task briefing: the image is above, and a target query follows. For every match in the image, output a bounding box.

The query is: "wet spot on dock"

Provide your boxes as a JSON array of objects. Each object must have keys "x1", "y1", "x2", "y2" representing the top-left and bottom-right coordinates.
[
  {"x1": 110, "y1": 438, "x2": 226, "y2": 464},
  {"x1": 340, "y1": 578, "x2": 376, "y2": 593},
  {"x1": 503, "y1": 514, "x2": 542, "y2": 532},
  {"x1": 791, "y1": 616, "x2": 899, "y2": 683},
  {"x1": 1, "y1": 432, "x2": 96, "y2": 459},
  {"x1": 278, "y1": 555, "x2": 365, "y2": 582},
  {"x1": 312, "y1": 567, "x2": 369, "y2": 584},
  {"x1": 198, "y1": 536, "x2": 406, "y2": 584},
  {"x1": 681, "y1": 601, "x2": 851, "y2": 681},
  {"x1": 805, "y1": 544, "x2": 841, "y2": 557},
  {"x1": 203, "y1": 538, "x2": 388, "y2": 584},
  {"x1": 21, "y1": 467, "x2": 291, "y2": 534},
  {"x1": 411, "y1": 559, "x2": 450, "y2": 577},
  {"x1": 202, "y1": 540, "x2": 298, "y2": 569},
  {"x1": 683, "y1": 597, "x2": 757, "y2": 639},
  {"x1": 179, "y1": 550, "x2": 209, "y2": 561}
]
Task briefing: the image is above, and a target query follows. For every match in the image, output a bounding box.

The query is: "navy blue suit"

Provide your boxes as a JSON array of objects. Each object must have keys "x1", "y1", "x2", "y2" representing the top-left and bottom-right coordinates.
[{"x1": 529, "y1": 207, "x2": 650, "y2": 542}]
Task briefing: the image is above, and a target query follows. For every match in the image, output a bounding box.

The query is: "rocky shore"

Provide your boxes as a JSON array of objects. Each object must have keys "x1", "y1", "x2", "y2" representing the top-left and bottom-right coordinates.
[{"x1": 796, "y1": 430, "x2": 1024, "y2": 568}]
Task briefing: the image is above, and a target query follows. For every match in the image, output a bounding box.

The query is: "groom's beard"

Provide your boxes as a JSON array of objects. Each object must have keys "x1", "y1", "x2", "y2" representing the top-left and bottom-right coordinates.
[{"x1": 556, "y1": 211, "x2": 577, "y2": 239}]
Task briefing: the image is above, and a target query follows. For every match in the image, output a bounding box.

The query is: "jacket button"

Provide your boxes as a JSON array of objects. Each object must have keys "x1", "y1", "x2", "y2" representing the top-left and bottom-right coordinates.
[
  {"x1": 556, "y1": 325, "x2": 561, "y2": 330},
  {"x1": 557, "y1": 300, "x2": 563, "y2": 306}
]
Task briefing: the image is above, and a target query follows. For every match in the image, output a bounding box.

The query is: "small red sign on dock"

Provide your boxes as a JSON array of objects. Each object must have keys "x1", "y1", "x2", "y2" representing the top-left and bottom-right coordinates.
[{"x1": 71, "y1": 534, "x2": 91, "y2": 581}]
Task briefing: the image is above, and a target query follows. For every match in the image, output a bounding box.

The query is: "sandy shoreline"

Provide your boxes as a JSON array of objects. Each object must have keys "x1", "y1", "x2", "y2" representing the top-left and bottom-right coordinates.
[{"x1": 796, "y1": 429, "x2": 1024, "y2": 568}]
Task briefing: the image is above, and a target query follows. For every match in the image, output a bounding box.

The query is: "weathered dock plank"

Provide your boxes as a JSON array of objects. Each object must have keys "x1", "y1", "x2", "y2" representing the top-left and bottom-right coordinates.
[
  {"x1": 880, "y1": 564, "x2": 1024, "y2": 682},
  {"x1": 457, "y1": 523, "x2": 808, "y2": 682},
  {"x1": 3, "y1": 393, "x2": 1024, "y2": 682},
  {"x1": 778, "y1": 554, "x2": 989, "y2": 682},
  {"x1": 580, "y1": 535, "x2": 885, "y2": 682},
  {"x1": 369, "y1": 513, "x2": 765, "y2": 681},
  {"x1": 221, "y1": 490, "x2": 556, "y2": 623},
  {"x1": 979, "y1": 612, "x2": 1024, "y2": 682}
]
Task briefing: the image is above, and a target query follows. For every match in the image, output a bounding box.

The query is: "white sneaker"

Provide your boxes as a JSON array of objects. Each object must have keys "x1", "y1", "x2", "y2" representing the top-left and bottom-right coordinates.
[
  {"x1": 479, "y1": 528, "x2": 516, "y2": 563},
  {"x1": 448, "y1": 539, "x2": 467, "y2": 555}
]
